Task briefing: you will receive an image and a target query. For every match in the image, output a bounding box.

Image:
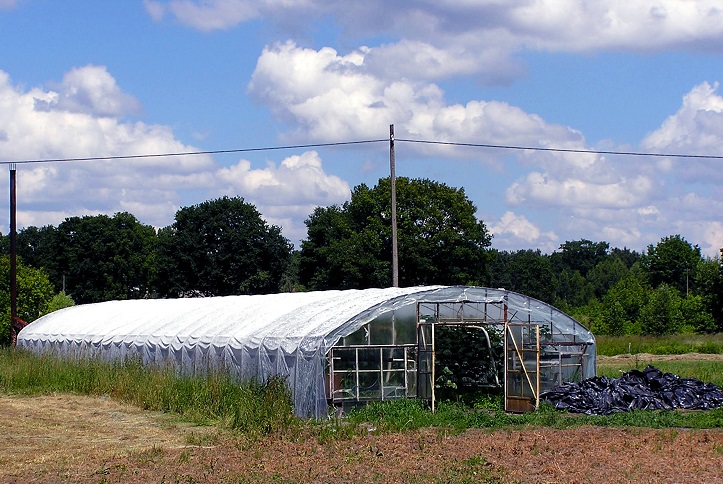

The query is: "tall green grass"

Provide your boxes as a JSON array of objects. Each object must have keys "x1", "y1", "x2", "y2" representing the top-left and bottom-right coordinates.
[
  {"x1": 0, "y1": 348, "x2": 298, "y2": 436},
  {"x1": 4, "y1": 346, "x2": 722, "y2": 439},
  {"x1": 596, "y1": 333, "x2": 723, "y2": 356},
  {"x1": 347, "y1": 396, "x2": 723, "y2": 432}
]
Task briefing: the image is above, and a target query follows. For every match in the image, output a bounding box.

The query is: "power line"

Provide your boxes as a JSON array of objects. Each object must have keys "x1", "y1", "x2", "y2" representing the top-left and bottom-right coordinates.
[
  {"x1": 396, "y1": 138, "x2": 723, "y2": 160},
  {"x1": 2, "y1": 135, "x2": 723, "y2": 165},
  {"x1": 0, "y1": 139, "x2": 388, "y2": 165}
]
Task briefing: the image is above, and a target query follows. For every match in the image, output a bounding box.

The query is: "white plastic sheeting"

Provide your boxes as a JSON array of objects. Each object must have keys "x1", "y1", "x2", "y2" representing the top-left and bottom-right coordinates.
[{"x1": 17, "y1": 286, "x2": 596, "y2": 418}]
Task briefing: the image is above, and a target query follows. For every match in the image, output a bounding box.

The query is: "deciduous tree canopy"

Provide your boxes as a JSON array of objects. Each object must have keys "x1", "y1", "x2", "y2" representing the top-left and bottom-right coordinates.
[
  {"x1": 155, "y1": 196, "x2": 292, "y2": 297},
  {"x1": 0, "y1": 256, "x2": 55, "y2": 345},
  {"x1": 299, "y1": 177, "x2": 493, "y2": 290},
  {"x1": 15, "y1": 213, "x2": 157, "y2": 304},
  {"x1": 642, "y1": 235, "x2": 701, "y2": 296}
]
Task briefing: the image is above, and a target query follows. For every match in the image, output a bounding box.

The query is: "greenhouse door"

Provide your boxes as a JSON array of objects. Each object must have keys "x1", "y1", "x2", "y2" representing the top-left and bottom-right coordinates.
[
  {"x1": 416, "y1": 320, "x2": 435, "y2": 411},
  {"x1": 504, "y1": 323, "x2": 540, "y2": 412}
]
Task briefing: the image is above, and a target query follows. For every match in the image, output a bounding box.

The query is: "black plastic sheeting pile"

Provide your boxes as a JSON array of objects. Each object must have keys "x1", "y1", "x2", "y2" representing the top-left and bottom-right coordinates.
[{"x1": 542, "y1": 365, "x2": 723, "y2": 415}]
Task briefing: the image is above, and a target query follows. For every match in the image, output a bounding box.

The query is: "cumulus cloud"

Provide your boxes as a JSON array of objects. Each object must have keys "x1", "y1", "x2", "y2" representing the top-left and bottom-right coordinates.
[
  {"x1": 217, "y1": 151, "x2": 349, "y2": 205},
  {"x1": 148, "y1": 1, "x2": 723, "y2": 85},
  {"x1": 641, "y1": 81, "x2": 723, "y2": 184},
  {"x1": 33, "y1": 65, "x2": 142, "y2": 118},
  {"x1": 248, "y1": 41, "x2": 585, "y2": 158},
  {"x1": 0, "y1": 68, "x2": 214, "y2": 228},
  {"x1": 0, "y1": 68, "x2": 349, "y2": 243},
  {"x1": 215, "y1": 151, "x2": 351, "y2": 242},
  {"x1": 506, "y1": 172, "x2": 656, "y2": 209},
  {"x1": 476, "y1": 80, "x2": 723, "y2": 257},
  {"x1": 489, "y1": 211, "x2": 557, "y2": 252}
]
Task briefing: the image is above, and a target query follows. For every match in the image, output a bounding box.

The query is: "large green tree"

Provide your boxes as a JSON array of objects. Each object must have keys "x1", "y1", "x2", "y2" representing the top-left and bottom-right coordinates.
[
  {"x1": 0, "y1": 256, "x2": 55, "y2": 345},
  {"x1": 551, "y1": 239, "x2": 610, "y2": 278},
  {"x1": 50, "y1": 212, "x2": 157, "y2": 304},
  {"x1": 599, "y1": 274, "x2": 648, "y2": 335},
  {"x1": 299, "y1": 177, "x2": 492, "y2": 290},
  {"x1": 15, "y1": 225, "x2": 57, "y2": 273},
  {"x1": 586, "y1": 256, "x2": 631, "y2": 300},
  {"x1": 641, "y1": 284, "x2": 684, "y2": 335},
  {"x1": 695, "y1": 254, "x2": 723, "y2": 331},
  {"x1": 489, "y1": 249, "x2": 556, "y2": 303},
  {"x1": 155, "y1": 196, "x2": 292, "y2": 297},
  {"x1": 642, "y1": 235, "x2": 702, "y2": 296}
]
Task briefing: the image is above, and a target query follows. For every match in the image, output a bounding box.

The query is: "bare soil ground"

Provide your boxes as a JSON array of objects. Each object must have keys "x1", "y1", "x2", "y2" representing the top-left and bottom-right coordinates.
[{"x1": 2, "y1": 355, "x2": 723, "y2": 483}]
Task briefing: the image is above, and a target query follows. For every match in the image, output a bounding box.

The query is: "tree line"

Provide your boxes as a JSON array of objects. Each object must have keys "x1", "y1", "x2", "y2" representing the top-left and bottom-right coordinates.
[
  {"x1": 487, "y1": 238, "x2": 722, "y2": 336},
  {"x1": 2, "y1": 177, "x2": 721, "y2": 344}
]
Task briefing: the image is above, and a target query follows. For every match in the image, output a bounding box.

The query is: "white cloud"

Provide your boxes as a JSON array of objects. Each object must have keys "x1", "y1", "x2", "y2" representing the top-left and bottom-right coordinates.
[
  {"x1": 0, "y1": 69, "x2": 212, "y2": 169},
  {"x1": 143, "y1": 0, "x2": 165, "y2": 22},
  {"x1": 148, "y1": 1, "x2": 723, "y2": 85},
  {"x1": 698, "y1": 221, "x2": 723, "y2": 258},
  {"x1": 643, "y1": 82, "x2": 723, "y2": 151},
  {"x1": 0, "y1": 0, "x2": 17, "y2": 9},
  {"x1": 489, "y1": 211, "x2": 557, "y2": 253},
  {"x1": 488, "y1": 81, "x2": 723, "y2": 257},
  {"x1": 217, "y1": 151, "x2": 350, "y2": 206},
  {"x1": 245, "y1": 41, "x2": 723, "y2": 256},
  {"x1": 0, "y1": 68, "x2": 354, "y2": 246},
  {"x1": 491, "y1": 211, "x2": 540, "y2": 242},
  {"x1": 506, "y1": 172, "x2": 656, "y2": 209},
  {"x1": 249, "y1": 42, "x2": 389, "y2": 141},
  {"x1": 641, "y1": 81, "x2": 723, "y2": 184},
  {"x1": 248, "y1": 41, "x2": 586, "y2": 158},
  {"x1": 33, "y1": 66, "x2": 142, "y2": 118},
  {"x1": 216, "y1": 151, "x2": 350, "y2": 244},
  {"x1": 498, "y1": 1, "x2": 723, "y2": 52},
  {"x1": 150, "y1": 2, "x2": 723, "y2": 51},
  {"x1": 362, "y1": 39, "x2": 524, "y2": 84}
]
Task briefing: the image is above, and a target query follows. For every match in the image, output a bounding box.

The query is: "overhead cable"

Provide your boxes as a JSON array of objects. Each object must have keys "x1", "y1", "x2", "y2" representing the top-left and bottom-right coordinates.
[
  {"x1": 0, "y1": 139, "x2": 388, "y2": 165},
  {"x1": 2, "y1": 136, "x2": 723, "y2": 165},
  {"x1": 396, "y1": 138, "x2": 723, "y2": 160}
]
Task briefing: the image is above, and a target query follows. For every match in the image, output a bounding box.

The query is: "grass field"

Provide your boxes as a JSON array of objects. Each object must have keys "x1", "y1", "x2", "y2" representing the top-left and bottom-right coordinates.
[
  {"x1": 2, "y1": 344, "x2": 723, "y2": 481},
  {"x1": 596, "y1": 333, "x2": 723, "y2": 356},
  {"x1": 2, "y1": 343, "x2": 723, "y2": 434}
]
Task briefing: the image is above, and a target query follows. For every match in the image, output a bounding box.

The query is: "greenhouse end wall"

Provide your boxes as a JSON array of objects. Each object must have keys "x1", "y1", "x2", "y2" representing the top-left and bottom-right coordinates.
[{"x1": 325, "y1": 288, "x2": 596, "y2": 414}]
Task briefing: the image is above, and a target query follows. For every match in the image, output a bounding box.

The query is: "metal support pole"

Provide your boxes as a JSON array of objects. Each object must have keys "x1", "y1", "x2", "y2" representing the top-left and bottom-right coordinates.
[
  {"x1": 389, "y1": 124, "x2": 398, "y2": 287},
  {"x1": 9, "y1": 165, "x2": 17, "y2": 346}
]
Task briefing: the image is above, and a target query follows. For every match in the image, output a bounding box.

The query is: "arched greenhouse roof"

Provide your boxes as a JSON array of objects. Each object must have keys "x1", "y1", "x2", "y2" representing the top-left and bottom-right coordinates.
[{"x1": 18, "y1": 286, "x2": 595, "y2": 418}]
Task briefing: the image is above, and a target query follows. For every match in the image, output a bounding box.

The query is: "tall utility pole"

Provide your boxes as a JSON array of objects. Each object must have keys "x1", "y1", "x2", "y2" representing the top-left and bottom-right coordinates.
[
  {"x1": 9, "y1": 164, "x2": 17, "y2": 345},
  {"x1": 390, "y1": 124, "x2": 399, "y2": 287}
]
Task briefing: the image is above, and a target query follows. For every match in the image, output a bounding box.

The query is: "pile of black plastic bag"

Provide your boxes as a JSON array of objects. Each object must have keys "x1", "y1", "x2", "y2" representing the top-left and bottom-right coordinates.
[{"x1": 542, "y1": 365, "x2": 723, "y2": 415}]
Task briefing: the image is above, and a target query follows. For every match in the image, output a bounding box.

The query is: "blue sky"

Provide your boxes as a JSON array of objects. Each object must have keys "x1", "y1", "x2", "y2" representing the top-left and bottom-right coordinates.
[{"x1": 1, "y1": 1, "x2": 722, "y2": 257}]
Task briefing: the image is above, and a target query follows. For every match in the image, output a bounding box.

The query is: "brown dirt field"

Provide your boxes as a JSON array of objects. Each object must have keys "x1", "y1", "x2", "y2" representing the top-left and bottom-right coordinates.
[{"x1": 2, "y1": 394, "x2": 723, "y2": 483}]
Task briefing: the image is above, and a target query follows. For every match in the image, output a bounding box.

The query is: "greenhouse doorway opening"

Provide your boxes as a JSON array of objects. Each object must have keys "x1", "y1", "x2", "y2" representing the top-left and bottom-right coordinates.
[
  {"x1": 416, "y1": 300, "x2": 515, "y2": 412},
  {"x1": 417, "y1": 319, "x2": 504, "y2": 412}
]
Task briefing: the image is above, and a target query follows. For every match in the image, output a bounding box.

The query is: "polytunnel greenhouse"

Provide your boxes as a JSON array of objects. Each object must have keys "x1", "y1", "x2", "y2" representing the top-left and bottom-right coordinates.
[{"x1": 18, "y1": 286, "x2": 596, "y2": 418}]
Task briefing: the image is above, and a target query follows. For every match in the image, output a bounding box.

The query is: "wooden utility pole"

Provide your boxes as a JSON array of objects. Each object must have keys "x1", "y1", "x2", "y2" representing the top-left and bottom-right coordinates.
[
  {"x1": 9, "y1": 164, "x2": 17, "y2": 345},
  {"x1": 390, "y1": 124, "x2": 398, "y2": 287}
]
